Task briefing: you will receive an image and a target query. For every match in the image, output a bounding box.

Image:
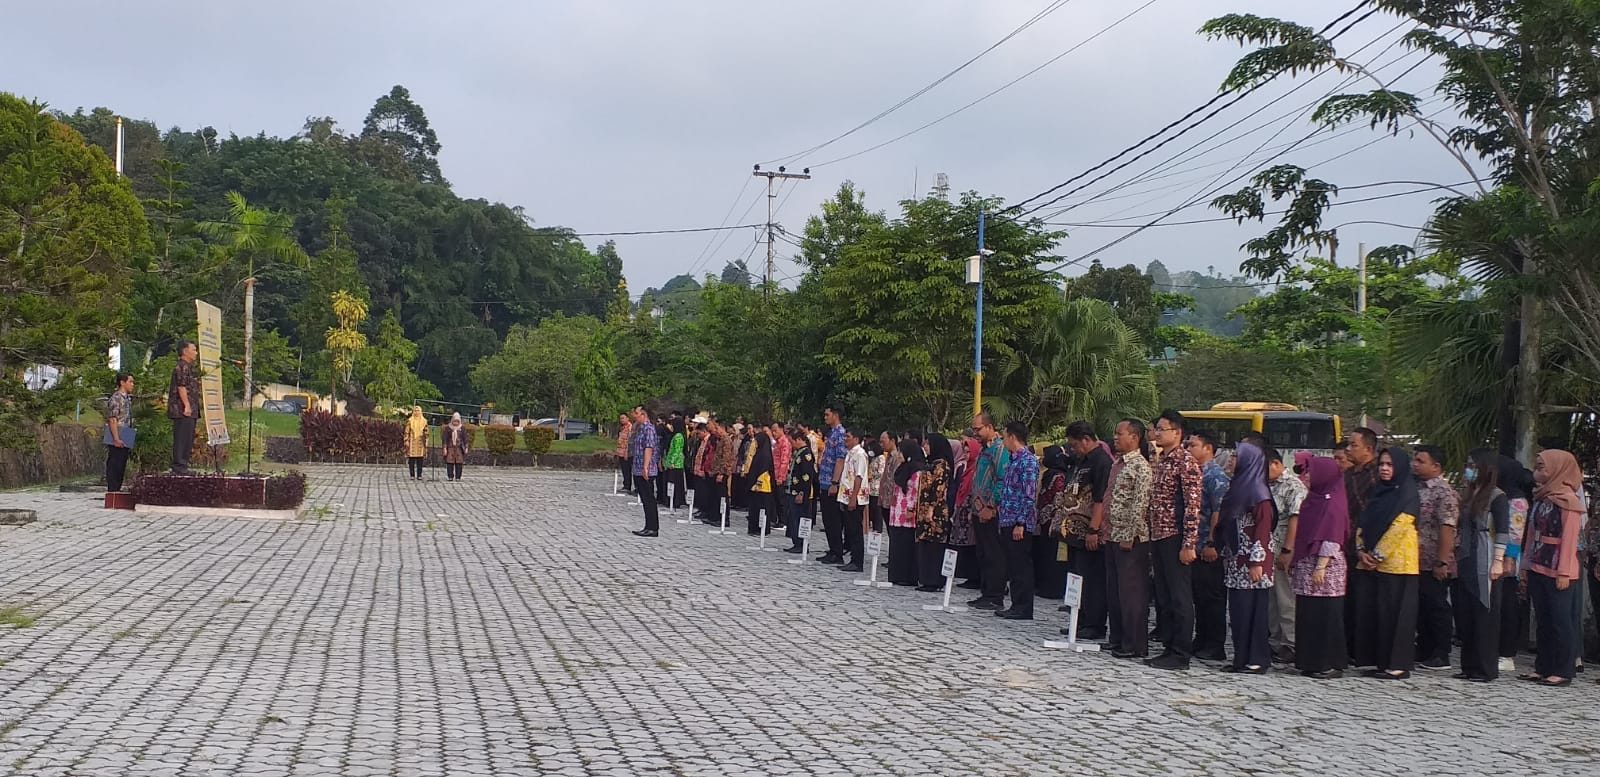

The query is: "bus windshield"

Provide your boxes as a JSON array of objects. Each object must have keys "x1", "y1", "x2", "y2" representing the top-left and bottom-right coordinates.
[{"x1": 1263, "y1": 417, "x2": 1338, "y2": 451}]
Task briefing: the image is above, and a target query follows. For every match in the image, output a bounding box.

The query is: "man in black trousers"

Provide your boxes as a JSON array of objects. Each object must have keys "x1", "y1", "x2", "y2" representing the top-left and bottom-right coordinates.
[{"x1": 167, "y1": 340, "x2": 200, "y2": 474}]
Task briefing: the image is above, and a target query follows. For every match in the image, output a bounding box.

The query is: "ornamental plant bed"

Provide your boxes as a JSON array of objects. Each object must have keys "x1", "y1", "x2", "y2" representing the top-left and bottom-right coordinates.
[{"x1": 131, "y1": 471, "x2": 308, "y2": 511}]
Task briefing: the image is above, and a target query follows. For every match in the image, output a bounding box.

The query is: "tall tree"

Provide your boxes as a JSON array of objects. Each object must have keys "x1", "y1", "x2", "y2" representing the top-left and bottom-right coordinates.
[
  {"x1": 357, "y1": 310, "x2": 439, "y2": 411},
  {"x1": 469, "y1": 314, "x2": 603, "y2": 438},
  {"x1": 992, "y1": 298, "x2": 1159, "y2": 438},
  {"x1": 0, "y1": 94, "x2": 150, "y2": 446},
  {"x1": 799, "y1": 181, "x2": 886, "y2": 270},
  {"x1": 360, "y1": 85, "x2": 444, "y2": 184},
  {"x1": 719, "y1": 260, "x2": 752, "y2": 288}
]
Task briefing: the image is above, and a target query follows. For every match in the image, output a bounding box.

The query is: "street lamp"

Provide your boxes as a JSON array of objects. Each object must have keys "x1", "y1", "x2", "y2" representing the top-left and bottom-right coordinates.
[
  {"x1": 650, "y1": 306, "x2": 664, "y2": 333},
  {"x1": 968, "y1": 210, "x2": 993, "y2": 419}
]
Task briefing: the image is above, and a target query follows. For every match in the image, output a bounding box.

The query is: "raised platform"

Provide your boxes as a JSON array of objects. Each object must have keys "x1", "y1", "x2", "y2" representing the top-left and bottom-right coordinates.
[{"x1": 132, "y1": 503, "x2": 302, "y2": 521}]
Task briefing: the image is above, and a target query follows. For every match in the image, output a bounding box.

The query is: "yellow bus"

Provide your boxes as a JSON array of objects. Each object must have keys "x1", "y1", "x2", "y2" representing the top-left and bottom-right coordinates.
[{"x1": 1180, "y1": 402, "x2": 1342, "y2": 457}]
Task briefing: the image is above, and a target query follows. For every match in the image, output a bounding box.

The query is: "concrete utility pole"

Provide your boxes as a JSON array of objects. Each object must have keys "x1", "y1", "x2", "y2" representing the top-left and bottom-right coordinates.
[{"x1": 752, "y1": 165, "x2": 810, "y2": 295}]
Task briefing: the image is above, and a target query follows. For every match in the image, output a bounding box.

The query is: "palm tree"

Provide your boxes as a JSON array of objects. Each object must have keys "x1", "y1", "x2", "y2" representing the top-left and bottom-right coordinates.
[
  {"x1": 990, "y1": 298, "x2": 1159, "y2": 439},
  {"x1": 200, "y1": 192, "x2": 309, "y2": 405}
]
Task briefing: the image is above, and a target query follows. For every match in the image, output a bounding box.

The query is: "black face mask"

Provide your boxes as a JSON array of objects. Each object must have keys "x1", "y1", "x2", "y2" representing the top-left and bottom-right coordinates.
[{"x1": 1293, "y1": 464, "x2": 1306, "y2": 475}]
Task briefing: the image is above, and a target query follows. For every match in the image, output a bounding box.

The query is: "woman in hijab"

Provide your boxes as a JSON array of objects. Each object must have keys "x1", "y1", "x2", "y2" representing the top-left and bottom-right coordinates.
[
  {"x1": 664, "y1": 418, "x2": 688, "y2": 510},
  {"x1": 1455, "y1": 448, "x2": 1511, "y2": 682},
  {"x1": 888, "y1": 431, "x2": 925, "y2": 587},
  {"x1": 1496, "y1": 455, "x2": 1533, "y2": 669},
  {"x1": 1033, "y1": 445, "x2": 1075, "y2": 600},
  {"x1": 1351, "y1": 447, "x2": 1420, "y2": 679},
  {"x1": 1519, "y1": 448, "x2": 1585, "y2": 686},
  {"x1": 404, "y1": 406, "x2": 429, "y2": 480},
  {"x1": 784, "y1": 427, "x2": 817, "y2": 553},
  {"x1": 745, "y1": 429, "x2": 776, "y2": 536},
  {"x1": 1219, "y1": 442, "x2": 1276, "y2": 674},
  {"x1": 915, "y1": 433, "x2": 955, "y2": 591},
  {"x1": 949, "y1": 434, "x2": 984, "y2": 589},
  {"x1": 1292, "y1": 454, "x2": 1349, "y2": 679},
  {"x1": 441, "y1": 412, "x2": 470, "y2": 481}
]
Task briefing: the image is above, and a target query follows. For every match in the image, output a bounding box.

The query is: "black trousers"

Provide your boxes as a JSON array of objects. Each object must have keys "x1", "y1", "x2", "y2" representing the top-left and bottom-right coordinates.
[
  {"x1": 1150, "y1": 536, "x2": 1195, "y2": 658},
  {"x1": 1066, "y1": 545, "x2": 1107, "y2": 636},
  {"x1": 1497, "y1": 575, "x2": 1527, "y2": 658},
  {"x1": 407, "y1": 457, "x2": 424, "y2": 478},
  {"x1": 1295, "y1": 596, "x2": 1347, "y2": 674},
  {"x1": 843, "y1": 504, "x2": 865, "y2": 563},
  {"x1": 1002, "y1": 530, "x2": 1035, "y2": 616},
  {"x1": 786, "y1": 496, "x2": 810, "y2": 546},
  {"x1": 637, "y1": 475, "x2": 659, "y2": 532},
  {"x1": 974, "y1": 517, "x2": 1007, "y2": 604},
  {"x1": 105, "y1": 444, "x2": 132, "y2": 492},
  {"x1": 1454, "y1": 576, "x2": 1502, "y2": 680},
  {"x1": 1033, "y1": 537, "x2": 1069, "y2": 599},
  {"x1": 1192, "y1": 557, "x2": 1227, "y2": 655},
  {"x1": 1416, "y1": 573, "x2": 1454, "y2": 662},
  {"x1": 746, "y1": 491, "x2": 776, "y2": 534},
  {"x1": 617, "y1": 457, "x2": 633, "y2": 493},
  {"x1": 1106, "y1": 542, "x2": 1151, "y2": 656},
  {"x1": 869, "y1": 500, "x2": 886, "y2": 533},
  {"x1": 669, "y1": 469, "x2": 687, "y2": 509},
  {"x1": 656, "y1": 470, "x2": 669, "y2": 507},
  {"x1": 1228, "y1": 587, "x2": 1272, "y2": 669},
  {"x1": 1353, "y1": 572, "x2": 1418, "y2": 672},
  {"x1": 888, "y1": 526, "x2": 918, "y2": 585},
  {"x1": 731, "y1": 475, "x2": 748, "y2": 510},
  {"x1": 819, "y1": 495, "x2": 845, "y2": 558},
  {"x1": 171, "y1": 415, "x2": 197, "y2": 472},
  {"x1": 1530, "y1": 573, "x2": 1577, "y2": 680},
  {"x1": 917, "y1": 540, "x2": 946, "y2": 588}
]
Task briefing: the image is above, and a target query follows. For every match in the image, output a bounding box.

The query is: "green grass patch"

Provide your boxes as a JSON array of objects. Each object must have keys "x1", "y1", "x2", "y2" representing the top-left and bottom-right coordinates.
[
  {"x1": 0, "y1": 607, "x2": 36, "y2": 628},
  {"x1": 549, "y1": 436, "x2": 614, "y2": 455}
]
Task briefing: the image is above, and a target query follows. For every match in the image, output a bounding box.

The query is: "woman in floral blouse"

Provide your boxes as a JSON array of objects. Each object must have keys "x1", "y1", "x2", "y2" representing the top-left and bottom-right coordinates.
[
  {"x1": 888, "y1": 431, "x2": 925, "y2": 587},
  {"x1": 1219, "y1": 443, "x2": 1277, "y2": 674},
  {"x1": 915, "y1": 434, "x2": 954, "y2": 591},
  {"x1": 1292, "y1": 454, "x2": 1349, "y2": 679}
]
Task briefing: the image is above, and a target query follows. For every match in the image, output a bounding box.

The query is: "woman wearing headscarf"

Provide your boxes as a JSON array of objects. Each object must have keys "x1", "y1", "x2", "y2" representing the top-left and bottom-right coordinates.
[
  {"x1": 1033, "y1": 445, "x2": 1075, "y2": 600},
  {"x1": 441, "y1": 413, "x2": 470, "y2": 481},
  {"x1": 888, "y1": 431, "x2": 925, "y2": 587},
  {"x1": 1292, "y1": 454, "x2": 1349, "y2": 679},
  {"x1": 1219, "y1": 442, "x2": 1276, "y2": 673},
  {"x1": 1496, "y1": 455, "x2": 1533, "y2": 669},
  {"x1": 915, "y1": 433, "x2": 955, "y2": 591},
  {"x1": 784, "y1": 427, "x2": 817, "y2": 553},
  {"x1": 745, "y1": 429, "x2": 776, "y2": 536},
  {"x1": 1454, "y1": 448, "x2": 1511, "y2": 682},
  {"x1": 403, "y1": 406, "x2": 429, "y2": 480},
  {"x1": 1519, "y1": 448, "x2": 1585, "y2": 686},
  {"x1": 949, "y1": 434, "x2": 984, "y2": 589},
  {"x1": 1351, "y1": 447, "x2": 1420, "y2": 679}
]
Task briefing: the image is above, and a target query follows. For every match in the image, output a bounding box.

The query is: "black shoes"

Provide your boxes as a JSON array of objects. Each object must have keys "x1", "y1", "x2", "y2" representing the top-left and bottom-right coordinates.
[
  {"x1": 969, "y1": 599, "x2": 1004, "y2": 611},
  {"x1": 1147, "y1": 653, "x2": 1191, "y2": 671},
  {"x1": 1419, "y1": 656, "x2": 1451, "y2": 671},
  {"x1": 1305, "y1": 669, "x2": 1344, "y2": 680},
  {"x1": 956, "y1": 580, "x2": 982, "y2": 590},
  {"x1": 783, "y1": 545, "x2": 803, "y2": 554},
  {"x1": 841, "y1": 563, "x2": 864, "y2": 573},
  {"x1": 1193, "y1": 649, "x2": 1227, "y2": 662},
  {"x1": 632, "y1": 529, "x2": 658, "y2": 537},
  {"x1": 915, "y1": 584, "x2": 943, "y2": 593},
  {"x1": 818, "y1": 554, "x2": 843, "y2": 564},
  {"x1": 994, "y1": 609, "x2": 1033, "y2": 620}
]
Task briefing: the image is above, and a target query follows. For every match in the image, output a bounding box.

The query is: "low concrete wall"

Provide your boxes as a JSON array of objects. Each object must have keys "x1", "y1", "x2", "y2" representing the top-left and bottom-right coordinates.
[{"x1": 0, "y1": 424, "x2": 103, "y2": 489}]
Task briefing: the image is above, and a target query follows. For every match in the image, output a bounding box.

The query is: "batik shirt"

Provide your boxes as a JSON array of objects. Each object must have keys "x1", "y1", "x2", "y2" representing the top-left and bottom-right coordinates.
[
  {"x1": 917, "y1": 461, "x2": 953, "y2": 540},
  {"x1": 818, "y1": 424, "x2": 847, "y2": 489},
  {"x1": 971, "y1": 439, "x2": 1007, "y2": 511},
  {"x1": 1416, "y1": 475, "x2": 1461, "y2": 573},
  {"x1": 1269, "y1": 473, "x2": 1307, "y2": 554},
  {"x1": 1106, "y1": 452, "x2": 1152, "y2": 544},
  {"x1": 1200, "y1": 460, "x2": 1230, "y2": 550},
  {"x1": 630, "y1": 422, "x2": 659, "y2": 478},
  {"x1": 1146, "y1": 446, "x2": 1203, "y2": 549},
  {"x1": 997, "y1": 447, "x2": 1039, "y2": 534}
]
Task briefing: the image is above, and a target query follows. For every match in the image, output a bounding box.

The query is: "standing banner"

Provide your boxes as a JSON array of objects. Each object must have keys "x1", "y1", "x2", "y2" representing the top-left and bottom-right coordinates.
[{"x1": 194, "y1": 300, "x2": 231, "y2": 446}]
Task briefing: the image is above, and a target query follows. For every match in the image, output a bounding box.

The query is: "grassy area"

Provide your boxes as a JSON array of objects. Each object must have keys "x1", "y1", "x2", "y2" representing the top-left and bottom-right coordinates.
[
  {"x1": 549, "y1": 436, "x2": 615, "y2": 455},
  {"x1": 0, "y1": 607, "x2": 36, "y2": 629}
]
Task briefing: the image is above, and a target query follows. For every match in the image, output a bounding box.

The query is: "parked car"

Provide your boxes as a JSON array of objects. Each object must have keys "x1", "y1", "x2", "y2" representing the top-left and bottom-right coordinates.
[
  {"x1": 531, "y1": 418, "x2": 596, "y2": 438},
  {"x1": 261, "y1": 399, "x2": 301, "y2": 414}
]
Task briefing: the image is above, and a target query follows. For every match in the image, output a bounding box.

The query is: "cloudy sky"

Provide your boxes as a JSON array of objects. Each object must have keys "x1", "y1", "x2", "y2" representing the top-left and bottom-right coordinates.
[{"x1": 12, "y1": 0, "x2": 1475, "y2": 294}]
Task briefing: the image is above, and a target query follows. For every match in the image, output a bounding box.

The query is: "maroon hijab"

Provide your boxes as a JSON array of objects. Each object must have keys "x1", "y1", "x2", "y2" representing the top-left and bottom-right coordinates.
[{"x1": 1295, "y1": 456, "x2": 1349, "y2": 560}]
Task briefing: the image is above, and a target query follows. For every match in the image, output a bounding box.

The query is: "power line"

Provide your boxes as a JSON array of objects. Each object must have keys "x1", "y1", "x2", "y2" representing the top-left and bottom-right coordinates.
[
  {"x1": 146, "y1": 212, "x2": 764, "y2": 239},
  {"x1": 1046, "y1": 182, "x2": 1467, "y2": 228},
  {"x1": 1001, "y1": 0, "x2": 1379, "y2": 220},
  {"x1": 764, "y1": 0, "x2": 1082, "y2": 166},
  {"x1": 809, "y1": 0, "x2": 1162, "y2": 168}
]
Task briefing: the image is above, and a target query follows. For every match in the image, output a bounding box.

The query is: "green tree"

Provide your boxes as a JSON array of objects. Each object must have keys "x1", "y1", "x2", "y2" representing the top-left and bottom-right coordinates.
[
  {"x1": 470, "y1": 314, "x2": 603, "y2": 438},
  {"x1": 992, "y1": 298, "x2": 1159, "y2": 438},
  {"x1": 0, "y1": 94, "x2": 149, "y2": 446},
  {"x1": 1062, "y1": 260, "x2": 1192, "y2": 354},
  {"x1": 574, "y1": 328, "x2": 625, "y2": 424},
  {"x1": 358, "y1": 310, "x2": 440, "y2": 411},
  {"x1": 719, "y1": 260, "x2": 752, "y2": 288},
  {"x1": 325, "y1": 290, "x2": 368, "y2": 402},
  {"x1": 800, "y1": 181, "x2": 886, "y2": 270},
  {"x1": 360, "y1": 85, "x2": 444, "y2": 184},
  {"x1": 820, "y1": 191, "x2": 1063, "y2": 429}
]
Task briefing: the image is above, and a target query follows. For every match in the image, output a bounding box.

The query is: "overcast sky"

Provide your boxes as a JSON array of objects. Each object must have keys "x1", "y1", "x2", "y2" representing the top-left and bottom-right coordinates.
[{"x1": 13, "y1": 0, "x2": 1474, "y2": 295}]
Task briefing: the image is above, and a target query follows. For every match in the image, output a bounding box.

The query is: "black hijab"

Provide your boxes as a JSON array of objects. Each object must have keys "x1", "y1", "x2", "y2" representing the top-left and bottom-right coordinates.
[
  {"x1": 926, "y1": 433, "x2": 954, "y2": 471},
  {"x1": 1496, "y1": 454, "x2": 1532, "y2": 502},
  {"x1": 895, "y1": 433, "x2": 926, "y2": 490},
  {"x1": 1042, "y1": 445, "x2": 1072, "y2": 474},
  {"x1": 1357, "y1": 447, "x2": 1421, "y2": 553},
  {"x1": 749, "y1": 431, "x2": 773, "y2": 480}
]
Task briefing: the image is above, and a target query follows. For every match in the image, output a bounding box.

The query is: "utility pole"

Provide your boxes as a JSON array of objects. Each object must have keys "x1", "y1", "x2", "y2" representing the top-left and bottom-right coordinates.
[
  {"x1": 752, "y1": 164, "x2": 810, "y2": 296},
  {"x1": 967, "y1": 213, "x2": 992, "y2": 419},
  {"x1": 1357, "y1": 241, "x2": 1369, "y2": 430}
]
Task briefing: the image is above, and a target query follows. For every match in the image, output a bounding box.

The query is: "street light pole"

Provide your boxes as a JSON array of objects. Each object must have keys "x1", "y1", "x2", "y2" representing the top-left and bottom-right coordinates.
[{"x1": 969, "y1": 211, "x2": 988, "y2": 419}]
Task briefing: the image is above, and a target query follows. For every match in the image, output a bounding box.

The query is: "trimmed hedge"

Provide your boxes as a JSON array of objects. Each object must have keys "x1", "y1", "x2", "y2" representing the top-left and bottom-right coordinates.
[
  {"x1": 301, "y1": 410, "x2": 403, "y2": 462},
  {"x1": 132, "y1": 471, "x2": 308, "y2": 510},
  {"x1": 484, "y1": 425, "x2": 517, "y2": 457},
  {"x1": 524, "y1": 426, "x2": 555, "y2": 456}
]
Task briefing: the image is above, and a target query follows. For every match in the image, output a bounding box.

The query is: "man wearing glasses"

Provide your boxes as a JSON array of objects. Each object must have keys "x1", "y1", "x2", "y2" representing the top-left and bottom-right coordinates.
[{"x1": 1143, "y1": 410, "x2": 1204, "y2": 671}]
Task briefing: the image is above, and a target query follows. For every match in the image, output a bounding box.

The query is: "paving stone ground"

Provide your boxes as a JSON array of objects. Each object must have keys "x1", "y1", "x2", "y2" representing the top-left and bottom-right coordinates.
[{"x1": 0, "y1": 465, "x2": 1593, "y2": 776}]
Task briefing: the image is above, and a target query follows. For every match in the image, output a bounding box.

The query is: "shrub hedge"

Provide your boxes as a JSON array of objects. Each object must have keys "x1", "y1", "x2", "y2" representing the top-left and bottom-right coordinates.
[
  {"x1": 483, "y1": 425, "x2": 517, "y2": 457},
  {"x1": 300, "y1": 411, "x2": 403, "y2": 462},
  {"x1": 132, "y1": 470, "x2": 308, "y2": 510},
  {"x1": 524, "y1": 426, "x2": 555, "y2": 456}
]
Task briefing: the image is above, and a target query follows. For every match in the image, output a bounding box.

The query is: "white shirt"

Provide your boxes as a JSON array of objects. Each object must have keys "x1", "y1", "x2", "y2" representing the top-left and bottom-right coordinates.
[{"x1": 837, "y1": 445, "x2": 871, "y2": 507}]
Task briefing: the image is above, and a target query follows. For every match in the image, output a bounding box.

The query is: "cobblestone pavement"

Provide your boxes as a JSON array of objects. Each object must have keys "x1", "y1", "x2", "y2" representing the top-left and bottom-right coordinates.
[{"x1": 0, "y1": 466, "x2": 1594, "y2": 776}]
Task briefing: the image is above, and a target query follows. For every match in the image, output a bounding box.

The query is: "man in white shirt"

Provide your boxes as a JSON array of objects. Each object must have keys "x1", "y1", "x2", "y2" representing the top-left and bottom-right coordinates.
[{"x1": 837, "y1": 429, "x2": 871, "y2": 573}]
